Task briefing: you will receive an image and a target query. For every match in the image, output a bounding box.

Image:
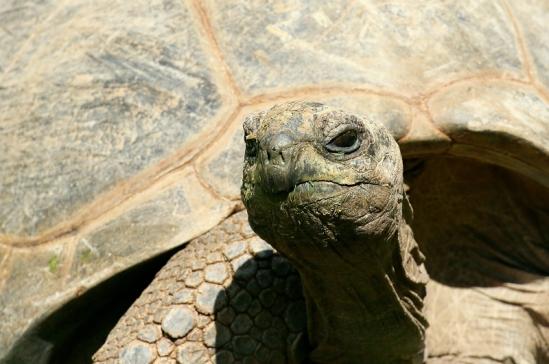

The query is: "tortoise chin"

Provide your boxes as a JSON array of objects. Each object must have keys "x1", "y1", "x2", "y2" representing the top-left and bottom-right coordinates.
[{"x1": 246, "y1": 177, "x2": 400, "y2": 255}]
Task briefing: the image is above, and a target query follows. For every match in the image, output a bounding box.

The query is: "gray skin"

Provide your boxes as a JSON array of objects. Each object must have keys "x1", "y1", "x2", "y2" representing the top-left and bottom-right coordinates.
[{"x1": 241, "y1": 101, "x2": 428, "y2": 364}]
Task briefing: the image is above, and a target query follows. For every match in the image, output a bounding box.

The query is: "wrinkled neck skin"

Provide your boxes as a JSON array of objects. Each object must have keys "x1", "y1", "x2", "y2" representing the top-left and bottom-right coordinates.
[
  {"x1": 289, "y1": 220, "x2": 427, "y2": 364},
  {"x1": 241, "y1": 102, "x2": 429, "y2": 363}
]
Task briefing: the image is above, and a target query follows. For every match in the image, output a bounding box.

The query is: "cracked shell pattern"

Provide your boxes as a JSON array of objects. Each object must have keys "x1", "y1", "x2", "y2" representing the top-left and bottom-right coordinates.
[{"x1": 93, "y1": 211, "x2": 306, "y2": 364}]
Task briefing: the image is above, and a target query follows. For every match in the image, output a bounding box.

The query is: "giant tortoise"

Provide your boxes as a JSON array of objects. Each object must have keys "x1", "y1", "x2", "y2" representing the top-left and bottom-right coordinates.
[{"x1": 1, "y1": 0, "x2": 548, "y2": 363}]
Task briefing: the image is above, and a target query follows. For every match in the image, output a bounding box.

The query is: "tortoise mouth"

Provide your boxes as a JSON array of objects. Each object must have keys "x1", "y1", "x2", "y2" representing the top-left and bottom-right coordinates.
[
  {"x1": 293, "y1": 180, "x2": 346, "y2": 194},
  {"x1": 285, "y1": 180, "x2": 353, "y2": 204}
]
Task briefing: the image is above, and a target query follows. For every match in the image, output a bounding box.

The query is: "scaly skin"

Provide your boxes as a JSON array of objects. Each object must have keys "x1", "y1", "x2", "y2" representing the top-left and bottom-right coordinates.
[
  {"x1": 241, "y1": 102, "x2": 428, "y2": 363},
  {"x1": 95, "y1": 102, "x2": 548, "y2": 364},
  {"x1": 94, "y1": 101, "x2": 428, "y2": 364},
  {"x1": 93, "y1": 211, "x2": 306, "y2": 364}
]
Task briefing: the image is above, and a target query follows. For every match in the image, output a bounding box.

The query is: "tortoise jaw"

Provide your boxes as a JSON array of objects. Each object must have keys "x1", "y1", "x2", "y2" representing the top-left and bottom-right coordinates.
[
  {"x1": 268, "y1": 180, "x2": 355, "y2": 201},
  {"x1": 292, "y1": 180, "x2": 346, "y2": 195},
  {"x1": 259, "y1": 180, "x2": 341, "y2": 201},
  {"x1": 261, "y1": 180, "x2": 385, "y2": 207}
]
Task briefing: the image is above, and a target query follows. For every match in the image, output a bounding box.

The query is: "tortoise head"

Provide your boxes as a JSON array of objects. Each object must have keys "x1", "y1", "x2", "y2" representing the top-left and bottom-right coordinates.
[{"x1": 241, "y1": 101, "x2": 405, "y2": 269}]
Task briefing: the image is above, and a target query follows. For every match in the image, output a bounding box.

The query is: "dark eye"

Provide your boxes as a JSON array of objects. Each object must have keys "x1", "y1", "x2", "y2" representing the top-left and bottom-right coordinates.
[
  {"x1": 325, "y1": 130, "x2": 360, "y2": 153},
  {"x1": 245, "y1": 138, "x2": 258, "y2": 158}
]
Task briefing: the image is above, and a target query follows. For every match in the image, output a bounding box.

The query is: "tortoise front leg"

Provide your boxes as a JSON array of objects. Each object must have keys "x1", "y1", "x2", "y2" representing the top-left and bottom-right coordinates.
[{"x1": 93, "y1": 210, "x2": 307, "y2": 364}]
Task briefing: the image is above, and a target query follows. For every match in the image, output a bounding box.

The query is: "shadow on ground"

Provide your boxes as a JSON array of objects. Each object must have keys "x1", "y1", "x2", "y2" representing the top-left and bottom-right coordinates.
[{"x1": 3, "y1": 247, "x2": 177, "y2": 364}]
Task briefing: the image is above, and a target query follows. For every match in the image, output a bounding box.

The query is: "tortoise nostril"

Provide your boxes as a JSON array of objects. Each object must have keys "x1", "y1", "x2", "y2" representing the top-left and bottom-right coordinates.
[
  {"x1": 265, "y1": 133, "x2": 294, "y2": 165},
  {"x1": 259, "y1": 132, "x2": 297, "y2": 192},
  {"x1": 267, "y1": 148, "x2": 285, "y2": 165}
]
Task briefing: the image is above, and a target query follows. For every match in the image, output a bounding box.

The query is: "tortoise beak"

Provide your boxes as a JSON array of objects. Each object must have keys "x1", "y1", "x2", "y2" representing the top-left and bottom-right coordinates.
[{"x1": 256, "y1": 132, "x2": 299, "y2": 194}]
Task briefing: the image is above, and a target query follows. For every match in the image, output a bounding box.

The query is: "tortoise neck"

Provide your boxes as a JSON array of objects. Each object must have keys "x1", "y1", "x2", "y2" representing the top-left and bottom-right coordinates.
[{"x1": 295, "y1": 222, "x2": 428, "y2": 364}]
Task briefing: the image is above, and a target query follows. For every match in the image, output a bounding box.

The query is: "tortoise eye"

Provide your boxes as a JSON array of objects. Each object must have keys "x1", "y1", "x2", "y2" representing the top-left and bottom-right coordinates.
[
  {"x1": 245, "y1": 136, "x2": 258, "y2": 158},
  {"x1": 325, "y1": 129, "x2": 360, "y2": 153}
]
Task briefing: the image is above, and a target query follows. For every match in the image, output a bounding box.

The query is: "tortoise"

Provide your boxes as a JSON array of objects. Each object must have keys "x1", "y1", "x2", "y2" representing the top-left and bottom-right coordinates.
[
  {"x1": 91, "y1": 100, "x2": 549, "y2": 364},
  {"x1": 0, "y1": 0, "x2": 548, "y2": 363}
]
